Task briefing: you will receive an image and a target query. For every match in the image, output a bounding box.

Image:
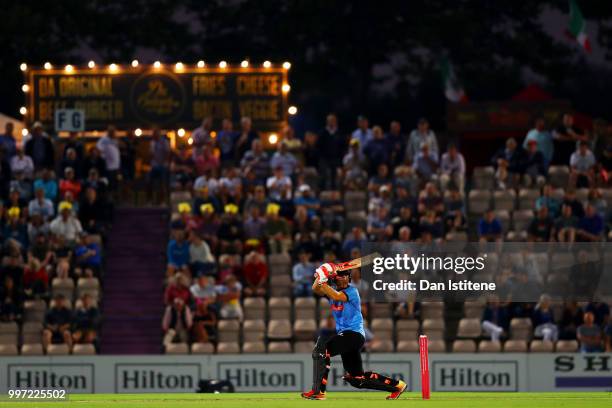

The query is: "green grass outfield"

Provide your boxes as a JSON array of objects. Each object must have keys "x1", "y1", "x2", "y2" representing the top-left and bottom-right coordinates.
[{"x1": 2, "y1": 392, "x2": 611, "y2": 408}]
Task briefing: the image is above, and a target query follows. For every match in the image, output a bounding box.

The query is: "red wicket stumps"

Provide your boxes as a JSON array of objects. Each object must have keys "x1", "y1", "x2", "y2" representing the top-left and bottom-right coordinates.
[{"x1": 419, "y1": 335, "x2": 431, "y2": 399}]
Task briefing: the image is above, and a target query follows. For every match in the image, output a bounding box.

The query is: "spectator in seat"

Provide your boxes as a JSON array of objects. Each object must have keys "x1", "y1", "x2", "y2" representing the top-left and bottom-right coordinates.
[
  {"x1": 59, "y1": 167, "x2": 81, "y2": 200},
  {"x1": 419, "y1": 210, "x2": 444, "y2": 240},
  {"x1": 440, "y1": 143, "x2": 465, "y2": 192},
  {"x1": 60, "y1": 148, "x2": 83, "y2": 180},
  {"x1": 317, "y1": 114, "x2": 344, "y2": 190},
  {"x1": 363, "y1": 125, "x2": 390, "y2": 175},
  {"x1": 0, "y1": 121, "x2": 16, "y2": 158},
  {"x1": 391, "y1": 206, "x2": 419, "y2": 240},
  {"x1": 10, "y1": 147, "x2": 34, "y2": 179},
  {"x1": 23, "y1": 256, "x2": 49, "y2": 298},
  {"x1": 270, "y1": 141, "x2": 298, "y2": 177},
  {"x1": 72, "y1": 294, "x2": 100, "y2": 345},
  {"x1": 74, "y1": 234, "x2": 102, "y2": 278},
  {"x1": 553, "y1": 113, "x2": 587, "y2": 165},
  {"x1": 264, "y1": 203, "x2": 290, "y2": 254},
  {"x1": 294, "y1": 184, "x2": 320, "y2": 218},
  {"x1": 492, "y1": 137, "x2": 525, "y2": 190},
  {"x1": 293, "y1": 250, "x2": 315, "y2": 297},
  {"x1": 50, "y1": 201, "x2": 83, "y2": 246},
  {"x1": 523, "y1": 117, "x2": 554, "y2": 166},
  {"x1": 523, "y1": 139, "x2": 547, "y2": 187},
  {"x1": 242, "y1": 251, "x2": 268, "y2": 297},
  {"x1": 532, "y1": 294, "x2": 558, "y2": 341},
  {"x1": 170, "y1": 144, "x2": 195, "y2": 191},
  {"x1": 351, "y1": 115, "x2": 373, "y2": 152},
  {"x1": 368, "y1": 164, "x2": 392, "y2": 197},
  {"x1": 194, "y1": 142, "x2": 220, "y2": 177},
  {"x1": 478, "y1": 209, "x2": 503, "y2": 243},
  {"x1": 570, "y1": 141, "x2": 596, "y2": 188},
  {"x1": 189, "y1": 232, "x2": 215, "y2": 277},
  {"x1": 444, "y1": 188, "x2": 466, "y2": 233},
  {"x1": 190, "y1": 275, "x2": 217, "y2": 307},
  {"x1": 561, "y1": 189, "x2": 585, "y2": 218},
  {"x1": 586, "y1": 188, "x2": 607, "y2": 217},
  {"x1": 192, "y1": 186, "x2": 220, "y2": 216},
  {"x1": 528, "y1": 206, "x2": 553, "y2": 242},
  {"x1": 584, "y1": 302, "x2": 610, "y2": 328},
  {"x1": 164, "y1": 273, "x2": 191, "y2": 305},
  {"x1": 192, "y1": 298, "x2": 217, "y2": 343},
  {"x1": 162, "y1": 297, "x2": 193, "y2": 346},
  {"x1": 166, "y1": 229, "x2": 190, "y2": 277},
  {"x1": 407, "y1": 118, "x2": 439, "y2": 164},
  {"x1": 240, "y1": 139, "x2": 270, "y2": 184},
  {"x1": 417, "y1": 182, "x2": 444, "y2": 215},
  {"x1": 33, "y1": 169, "x2": 58, "y2": 202},
  {"x1": 554, "y1": 204, "x2": 578, "y2": 243},
  {"x1": 412, "y1": 142, "x2": 438, "y2": 185},
  {"x1": 0, "y1": 275, "x2": 23, "y2": 322},
  {"x1": 577, "y1": 311, "x2": 603, "y2": 352},
  {"x1": 481, "y1": 296, "x2": 510, "y2": 342},
  {"x1": 3, "y1": 207, "x2": 28, "y2": 248},
  {"x1": 79, "y1": 187, "x2": 107, "y2": 234},
  {"x1": 536, "y1": 184, "x2": 561, "y2": 218},
  {"x1": 26, "y1": 215, "x2": 51, "y2": 248},
  {"x1": 342, "y1": 227, "x2": 366, "y2": 258},
  {"x1": 266, "y1": 166, "x2": 292, "y2": 201},
  {"x1": 217, "y1": 118, "x2": 238, "y2": 167},
  {"x1": 62, "y1": 131, "x2": 85, "y2": 163},
  {"x1": 218, "y1": 204, "x2": 243, "y2": 254},
  {"x1": 243, "y1": 185, "x2": 268, "y2": 216},
  {"x1": 29, "y1": 186, "x2": 54, "y2": 221},
  {"x1": 42, "y1": 294, "x2": 73, "y2": 351},
  {"x1": 216, "y1": 274, "x2": 243, "y2": 320},
  {"x1": 367, "y1": 206, "x2": 391, "y2": 241},
  {"x1": 342, "y1": 138, "x2": 367, "y2": 189},
  {"x1": 82, "y1": 148, "x2": 107, "y2": 180},
  {"x1": 83, "y1": 168, "x2": 108, "y2": 200},
  {"x1": 24, "y1": 122, "x2": 54, "y2": 170},
  {"x1": 576, "y1": 204, "x2": 604, "y2": 242},
  {"x1": 10, "y1": 172, "x2": 33, "y2": 202},
  {"x1": 560, "y1": 301, "x2": 584, "y2": 340},
  {"x1": 387, "y1": 120, "x2": 406, "y2": 168}
]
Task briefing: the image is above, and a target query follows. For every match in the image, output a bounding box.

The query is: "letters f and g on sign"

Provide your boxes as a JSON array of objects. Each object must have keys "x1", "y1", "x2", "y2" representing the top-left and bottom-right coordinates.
[{"x1": 54, "y1": 109, "x2": 85, "y2": 132}]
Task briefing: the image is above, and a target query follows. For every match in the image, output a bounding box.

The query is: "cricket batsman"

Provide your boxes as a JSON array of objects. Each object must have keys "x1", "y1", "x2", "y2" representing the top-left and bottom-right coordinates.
[{"x1": 301, "y1": 262, "x2": 407, "y2": 400}]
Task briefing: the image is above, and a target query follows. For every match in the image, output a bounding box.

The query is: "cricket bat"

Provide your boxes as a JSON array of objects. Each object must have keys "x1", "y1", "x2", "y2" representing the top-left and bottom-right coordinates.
[{"x1": 334, "y1": 252, "x2": 381, "y2": 272}]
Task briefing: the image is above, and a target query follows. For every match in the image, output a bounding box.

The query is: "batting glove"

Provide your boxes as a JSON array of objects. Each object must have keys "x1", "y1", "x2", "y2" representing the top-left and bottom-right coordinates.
[{"x1": 314, "y1": 263, "x2": 336, "y2": 284}]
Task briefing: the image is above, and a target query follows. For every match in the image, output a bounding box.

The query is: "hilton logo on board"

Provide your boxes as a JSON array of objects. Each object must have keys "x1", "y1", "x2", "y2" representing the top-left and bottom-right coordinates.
[
  {"x1": 8, "y1": 364, "x2": 94, "y2": 393},
  {"x1": 115, "y1": 364, "x2": 200, "y2": 393},
  {"x1": 432, "y1": 361, "x2": 518, "y2": 391}
]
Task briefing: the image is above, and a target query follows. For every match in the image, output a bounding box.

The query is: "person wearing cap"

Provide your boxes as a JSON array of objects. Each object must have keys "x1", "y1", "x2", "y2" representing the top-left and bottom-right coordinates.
[
  {"x1": 342, "y1": 138, "x2": 367, "y2": 189},
  {"x1": 9, "y1": 147, "x2": 34, "y2": 179},
  {"x1": 28, "y1": 186, "x2": 54, "y2": 220},
  {"x1": 523, "y1": 117, "x2": 553, "y2": 166},
  {"x1": 294, "y1": 184, "x2": 320, "y2": 218},
  {"x1": 50, "y1": 201, "x2": 83, "y2": 245},
  {"x1": 25, "y1": 121, "x2": 55, "y2": 170},
  {"x1": 270, "y1": 140, "x2": 298, "y2": 177},
  {"x1": 264, "y1": 203, "x2": 290, "y2": 254},
  {"x1": 523, "y1": 138, "x2": 547, "y2": 187},
  {"x1": 406, "y1": 118, "x2": 439, "y2": 164},
  {"x1": 266, "y1": 165, "x2": 292, "y2": 201},
  {"x1": 570, "y1": 140, "x2": 596, "y2": 188},
  {"x1": 350, "y1": 115, "x2": 373, "y2": 152},
  {"x1": 3, "y1": 206, "x2": 27, "y2": 248},
  {"x1": 0, "y1": 122, "x2": 17, "y2": 158}
]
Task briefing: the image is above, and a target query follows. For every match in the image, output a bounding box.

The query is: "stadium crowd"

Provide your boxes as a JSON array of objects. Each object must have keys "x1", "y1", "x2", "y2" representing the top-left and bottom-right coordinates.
[
  {"x1": 161, "y1": 113, "x2": 612, "y2": 354},
  {"x1": 0, "y1": 121, "x2": 114, "y2": 355}
]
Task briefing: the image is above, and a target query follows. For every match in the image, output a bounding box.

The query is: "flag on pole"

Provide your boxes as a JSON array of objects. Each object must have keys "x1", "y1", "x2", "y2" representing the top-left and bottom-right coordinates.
[
  {"x1": 440, "y1": 56, "x2": 467, "y2": 103},
  {"x1": 567, "y1": 0, "x2": 591, "y2": 52}
]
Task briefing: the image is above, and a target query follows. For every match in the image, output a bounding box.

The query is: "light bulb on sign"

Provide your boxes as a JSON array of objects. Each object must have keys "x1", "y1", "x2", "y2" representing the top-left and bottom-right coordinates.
[
  {"x1": 188, "y1": 137, "x2": 194, "y2": 145},
  {"x1": 135, "y1": 128, "x2": 143, "y2": 137},
  {"x1": 263, "y1": 60, "x2": 271, "y2": 68},
  {"x1": 109, "y1": 63, "x2": 119, "y2": 72},
  {"x1": 65, "y1": 64, "x2": 74, "y2": 73},
  {"x1": 282, "y1": 84, "x2": 291, "y2": 93},
  {"x1": 88, "y1": 61, "x2": 96, "y2": 68},
  {"x1": 131, "y1": 60, "x2": 139, "y2": 67},
  {"x1": 177, "y1": 128, "x2": 186, "y2": 137},
  {"x1": 44, "y1": 62, "x2": 52, "y2": 70},
  {"x1": 153, "y1": 61, "x2": 161, "y2": 68},
  {"x1": 20, "y1": 63, "x2": 27, "y2": 71},
  {"x1": 241, "y1": 60, "x2": 249, "y2": 68},
  {"x1": 288, "y1": 106, "x2": 298, "y2": 115},
  {"x1": 282, "y1": 62, "x2": 291, "y2": 70},
  {"x1": 19, "y1": 107, "x2": 27, "y2": 115},
  {"x1": 175, "y1": 62, "x2": 184, "y2": 70},
  {"x1": 22, "y1": 129, "x2": 28, "y2": 136},
  {"x1": 219, "y1": 61, "x2": 227, "y2": 69},
  {"x1": 22, "y1": 84, "x2": 29, "y2": 93},
  {"x1": 268, "y1": 133, "x2": 278, "y2": 144},
  {"x1": 197, "y1": 60, "x2": 205, "y2": 68}
]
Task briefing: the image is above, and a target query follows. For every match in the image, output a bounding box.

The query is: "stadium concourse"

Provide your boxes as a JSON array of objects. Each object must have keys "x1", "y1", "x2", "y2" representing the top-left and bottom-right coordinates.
[{"x1": 1, "y1": 113, "x2": 611, "y2": 357}]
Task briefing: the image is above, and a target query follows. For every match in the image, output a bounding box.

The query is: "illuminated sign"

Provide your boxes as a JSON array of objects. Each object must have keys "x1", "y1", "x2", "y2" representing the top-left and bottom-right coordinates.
[{"x1": 24, "y1": 64, "x2": 289, "y2": 131}]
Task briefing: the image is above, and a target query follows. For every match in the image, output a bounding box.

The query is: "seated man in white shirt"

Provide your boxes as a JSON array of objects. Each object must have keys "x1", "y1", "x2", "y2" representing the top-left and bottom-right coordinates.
[
  {"x1": 266, "y1": 166, "x2": 292, "y2": 201},
  {"x1": 10, "y1": 147, "x2": 35, "y2": 179},
  {"x1": 439, "y1": 143, "x2": 466, "y2": 192},
  {"x1": 50, "y1": 201, "x2": 83, "y2": 246}
]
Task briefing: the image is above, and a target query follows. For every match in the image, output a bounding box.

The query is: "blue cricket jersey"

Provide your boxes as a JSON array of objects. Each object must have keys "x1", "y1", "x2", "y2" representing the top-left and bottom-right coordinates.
[{"x1": 329, "y1": 285, "x2": 365, "y2": 337}]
